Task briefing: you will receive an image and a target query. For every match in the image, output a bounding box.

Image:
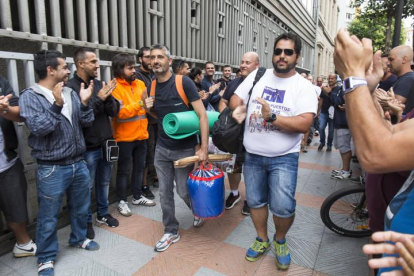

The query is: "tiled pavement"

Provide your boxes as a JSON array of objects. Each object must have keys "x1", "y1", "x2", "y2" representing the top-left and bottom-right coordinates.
[{"x1": 0, "y1": 138, "x2": 370, "y2": 276}]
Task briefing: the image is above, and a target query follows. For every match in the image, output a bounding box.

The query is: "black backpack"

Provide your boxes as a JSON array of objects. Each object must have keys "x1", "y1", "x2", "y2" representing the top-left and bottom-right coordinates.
[{"x1": 212, "y1": 67, "x2": 267, "y2": 154}]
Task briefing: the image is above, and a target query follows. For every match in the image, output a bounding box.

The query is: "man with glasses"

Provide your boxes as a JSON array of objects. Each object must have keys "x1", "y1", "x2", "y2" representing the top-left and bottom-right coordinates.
[
  {"x1": 230, "y1": 33, "x2": 317, "y2": 271},
  {"x1": 136, "y1": 46, "x2": 157, "y2": 198}
]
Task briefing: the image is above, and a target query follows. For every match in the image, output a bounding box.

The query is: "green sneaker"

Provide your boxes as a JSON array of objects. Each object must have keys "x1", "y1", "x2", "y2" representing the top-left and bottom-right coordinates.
[
  {"x1": 245, "y1": 237, "x2": 270, "y2": 262},
  {"x1": 273, "y1": 238, "x2": 291, "y2": 271}
]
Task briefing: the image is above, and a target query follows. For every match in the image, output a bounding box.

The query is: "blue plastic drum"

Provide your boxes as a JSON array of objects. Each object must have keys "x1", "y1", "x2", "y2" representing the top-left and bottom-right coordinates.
[{"x1": 187, "y1": 164, "x2": 225, "y2": 219}]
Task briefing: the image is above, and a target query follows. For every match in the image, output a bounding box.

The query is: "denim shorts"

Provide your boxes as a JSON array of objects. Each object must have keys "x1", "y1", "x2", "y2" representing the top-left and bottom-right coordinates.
[{"x1": 243, "y1": 152, "x2": 299, "y2": 218}]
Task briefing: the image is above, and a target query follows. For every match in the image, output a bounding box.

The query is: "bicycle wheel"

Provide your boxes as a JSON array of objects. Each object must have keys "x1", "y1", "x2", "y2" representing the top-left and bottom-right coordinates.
[{"x1": 320, "y1": 185, "x2": 372, "y2": 238}]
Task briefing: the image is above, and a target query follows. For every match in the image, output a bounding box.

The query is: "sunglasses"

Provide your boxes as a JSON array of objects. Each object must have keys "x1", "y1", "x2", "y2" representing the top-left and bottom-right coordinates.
[{"x1": 274, "y1": 48, "x2": 295, "y2": 56}]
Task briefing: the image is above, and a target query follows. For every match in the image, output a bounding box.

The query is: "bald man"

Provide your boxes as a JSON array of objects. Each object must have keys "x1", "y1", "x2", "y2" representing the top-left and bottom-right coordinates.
[
  {"x1": 378, "y1": 53, "x2": 397, "y2": 92},
  {"x1": 388, "y1": 45, "x2": 414, "y2": 114},
  {"x1": 218, "y1": 51, "x2": 260, "y2": 216}
]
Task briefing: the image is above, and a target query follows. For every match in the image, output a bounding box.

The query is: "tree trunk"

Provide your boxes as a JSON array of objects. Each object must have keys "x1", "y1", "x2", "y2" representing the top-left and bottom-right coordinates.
[{"x1": 385, "y1": 12, "x2": 393, "y2": 53}]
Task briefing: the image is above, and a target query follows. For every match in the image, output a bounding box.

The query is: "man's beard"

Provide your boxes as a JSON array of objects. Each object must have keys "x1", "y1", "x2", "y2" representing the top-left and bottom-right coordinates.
[
  {"x1": 273, "y1": 60, "x2": 296, "y2": 74},
  {"x1": 141, "y1": 62, "x2": 151, "y2": 71},
  {"x1": 124, "y1": 74, "x2": 136, "y2": 82}
]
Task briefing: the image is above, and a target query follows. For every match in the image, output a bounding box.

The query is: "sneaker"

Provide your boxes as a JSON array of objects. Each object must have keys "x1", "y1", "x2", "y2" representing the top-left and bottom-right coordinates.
[
  {"x1": 301, "y1": 146, "x2": 308, "y2": 153},
  {"x1": 193, "y1": 217, "x2": 204, "y2": 228},
  {"x1": 142, "y1": 185, "x2": 155, "y2": 200},
  {"x1": 350, "y1": 175, "x2": 365, "y2": 185},
  {"x1": 132, "y1": 196, "x2": 156, "y2": 206},
  {"x1": 96, "y1": 214, "x2": 119, "y2": 227},
  {"x1": 154, "y1": 232, "x2": 180, "y2": 252},
  {"x1": 331, "y1": 170, "x2": 352, "y2": 180},
  {"x1": 86, "y1": 223, "x2": 95, "y2": 239},
  {"x1": 118, "y1": 200, "x2": 132, "y2": 217},
  {"x1": 331, "y1": 169, "x2": 352, "y2": 176},
  {"x1": 13, "y1": 240, "x2": 36, "y2": 258},
  {"x1": 38, "y1": 261, "x2": 54, "y2": 276},
  {"x1": 274, "y1": 238, "x2": 291, "y2": 271},
  {"x1": 225, "y1": 192, "x2": 241, "y2": 209},
  {"x1": 245, "y1": 237, "x2": 270, "y2": 262},
  {"x1": 70, "y1": 239, "x2": 100, "y2": 251},
  {"x1": 326, "y1": 146, "x2": 332, "y2": 152},
  {"x1": 318, "y1": 144, "x2": 325, "y2": 151},
  {"x1": 314, "y1": 130, "x2": 319, "y2": 136},
  {"x1": 241, "y1": 200, "x2": 250, "y2": 216}
]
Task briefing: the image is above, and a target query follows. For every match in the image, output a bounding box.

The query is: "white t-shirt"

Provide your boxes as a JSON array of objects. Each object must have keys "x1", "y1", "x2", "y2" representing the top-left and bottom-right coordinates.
[
  {"x1": 314, "y1": 85, "x2": 321, "y2": 97},
  {"x1": 235, "y1": 69, "x2": 317, "y2": 157}
]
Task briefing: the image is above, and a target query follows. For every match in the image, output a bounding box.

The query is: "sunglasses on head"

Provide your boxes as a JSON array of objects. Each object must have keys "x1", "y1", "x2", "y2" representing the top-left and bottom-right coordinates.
[{"x1": 274, "y1": 48, "x2": 295, "y2": 56}]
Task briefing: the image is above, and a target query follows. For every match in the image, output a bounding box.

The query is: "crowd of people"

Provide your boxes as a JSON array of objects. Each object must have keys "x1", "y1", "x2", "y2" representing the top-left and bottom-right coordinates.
[{"x1": 1, "y1": 29, "x2": 414, "y2": 276}]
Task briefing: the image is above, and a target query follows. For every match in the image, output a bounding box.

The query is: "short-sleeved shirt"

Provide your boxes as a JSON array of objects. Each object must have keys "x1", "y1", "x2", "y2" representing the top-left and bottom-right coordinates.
[
  {"x1": 153, "y1": 74, "x2": 200, "y2": 150},
  {"x1": 222, "y1": 77, "x2": 244, "y2": 101},
  {"x1": 378, "y1": 74, "x2": 398, "y2": 92},
  {"x1": 392, "y1": 71, "x2": 414, "y2": 114},
  {"x1": 235, "y1": 69, "x2": 317, "y2": 157}
]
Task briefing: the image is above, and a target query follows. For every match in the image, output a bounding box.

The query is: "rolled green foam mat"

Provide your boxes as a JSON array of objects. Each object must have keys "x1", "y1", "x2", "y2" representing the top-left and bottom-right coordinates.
[{"x1": 163, "y1": 111, "x2": 220, "y2": 139}]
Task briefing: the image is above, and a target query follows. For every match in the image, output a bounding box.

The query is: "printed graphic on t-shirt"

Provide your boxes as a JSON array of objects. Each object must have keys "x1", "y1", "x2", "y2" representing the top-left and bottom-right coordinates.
[
  {"x1": 248, "y1": 111, "x2": 278, "y2": 133},
  {"x1": 248, "y1": 86, "x2": 292, "y2": 133},
  {"x1": 261, "y1": 87, "x2": 285, "y2": 103}
]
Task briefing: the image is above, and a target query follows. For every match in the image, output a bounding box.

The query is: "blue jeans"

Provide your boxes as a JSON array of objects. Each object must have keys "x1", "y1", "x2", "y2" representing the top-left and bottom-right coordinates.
[
  {"x1": 84, "y1": 148, "x2": 113, "y2": 222},
  {"x1": 116, "y1": 140, "x2": 147, "y2": 202},
  {"x1": 36, "y1": 161, "x2": 90, "y2": 264},
  {"x1": 318, "y1": 112, "x2": 334, "y2": 146},
  {"x1": 243, "y1": 152, "x2": 299, "y2": 218}
]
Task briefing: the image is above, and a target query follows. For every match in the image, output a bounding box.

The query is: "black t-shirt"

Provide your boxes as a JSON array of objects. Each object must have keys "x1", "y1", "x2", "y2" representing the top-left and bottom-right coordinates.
[
  {"x1": 378, "y1": 74, "x2": 398, "y2": 92},
  {"x1": 320, "y1": 89, "x2": 332, "y2": 114},
  {"x1": 393, "y1": 72, "x2": 414, "y2": 114},
  {"x1": 222, "y1": 77, "x2": 244, "y2": 101},
  {"x1": 153, "y1": 74, "x2": 200, "y2": 150}
]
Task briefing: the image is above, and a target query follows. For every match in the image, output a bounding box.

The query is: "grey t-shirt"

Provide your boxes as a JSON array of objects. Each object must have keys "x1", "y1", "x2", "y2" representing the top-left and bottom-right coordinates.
[{"x1": 0, "y1": 126, "x2": 17, "y2": 173}]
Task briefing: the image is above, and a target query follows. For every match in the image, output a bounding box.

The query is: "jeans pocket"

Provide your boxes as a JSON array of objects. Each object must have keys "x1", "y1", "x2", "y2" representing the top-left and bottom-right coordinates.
[{"x1": 37, "y1": 165, "x2": 57, "y2": 181}]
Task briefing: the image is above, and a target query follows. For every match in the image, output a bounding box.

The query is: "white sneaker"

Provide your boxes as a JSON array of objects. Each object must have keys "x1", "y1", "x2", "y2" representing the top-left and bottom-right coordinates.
[
  {"x1": 154, "y1": 233, "x2": 180, "y2": 252},
  {"x1": 132, "y1": 196, "x2": 156, "y2": 206},
  {"x1": 13, "y1": 240, "x2": 37, "y2": 257},
  {"x1": 193, "y1": 217, "x2": 204, "y2": 228},
  {"x1": 331, "y1": 168, "x2": 352, "y2": 176},
  {"x1": 118, "y1": 200, "x2": 132, "y2": 217},
  {"x1": 331, "y1": 170, "x2": 352, "y2": 180}
]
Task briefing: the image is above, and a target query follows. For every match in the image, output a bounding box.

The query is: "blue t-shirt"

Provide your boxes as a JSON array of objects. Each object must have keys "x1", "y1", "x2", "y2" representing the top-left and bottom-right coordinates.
[{"x1": 380, "y1": 170, "x2": 414, "y2": 274}]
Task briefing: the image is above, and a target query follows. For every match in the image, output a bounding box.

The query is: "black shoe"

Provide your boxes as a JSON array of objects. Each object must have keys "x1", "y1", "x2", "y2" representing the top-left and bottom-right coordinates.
[
  {"x1": 225, "y1": 192, "x2": 241, "y2": 209},
  {"x1": 241, "y1": 200, "x2": 250, "y2": 216},
  {"x1": 87, "y1": 223, "x2": 95, "y2": 239},
  {"x1": 142, "y1": 185, "x2": 155, "y2": 199},
  {"x1": 326, "y1": 146, "x2": 332, "y2": 152},
  {"x1": 96, "y1": 214, "x2": 119, "y2": 228},
  {"x1": 318, "y1": 144, "x2": 325, "y2": 151}
]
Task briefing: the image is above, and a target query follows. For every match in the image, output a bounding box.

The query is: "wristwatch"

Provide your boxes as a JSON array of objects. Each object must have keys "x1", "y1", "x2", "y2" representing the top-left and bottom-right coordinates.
[
  {"x1": 266, "y1": 113, "x2": 277, "y2": 123},
  {"x1": 342, "y1": 77, "x2": 367, "y2": 94}
]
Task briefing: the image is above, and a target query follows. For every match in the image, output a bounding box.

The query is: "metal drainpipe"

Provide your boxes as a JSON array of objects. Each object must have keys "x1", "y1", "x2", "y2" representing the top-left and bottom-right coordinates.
[{"x1": 312, "y1": 0, "x2": 319, "y2": 76}]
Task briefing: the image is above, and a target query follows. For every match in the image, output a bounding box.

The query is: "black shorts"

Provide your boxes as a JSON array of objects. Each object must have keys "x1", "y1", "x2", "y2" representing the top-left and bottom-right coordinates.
[{"x1": 0, "y1": 159, "x2": 29, "y2": 223}]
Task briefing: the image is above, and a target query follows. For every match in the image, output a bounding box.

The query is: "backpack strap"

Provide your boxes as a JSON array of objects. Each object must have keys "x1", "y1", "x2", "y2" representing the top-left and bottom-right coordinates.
[
  {"x1": 150, "y1": 80, "x2": 156, "y2": 98},
  {"x1": 175, "y1": 75, "x2": 189, "y2": 108}
]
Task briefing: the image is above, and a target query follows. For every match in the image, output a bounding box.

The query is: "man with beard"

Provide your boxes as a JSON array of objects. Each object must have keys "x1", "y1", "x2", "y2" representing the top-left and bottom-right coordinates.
[
  {"x1": 218, "y1": 52, "x2": 260, "y2": 216},
  {"x1": 144, "y1": 44, "x2": 208, "y2": 252},
  {"x1": 201, "y1": 61, "x2": 224, "y2": 111},
  {"x1": 216, "y1": 65, "x2": 232, "y2": 91},
  {"x1": 378, "y1": 53, "x2": 397, "y2": 92},
  {"x1": 388, "y1": 46, "x2": 414, "y2": 114},
  {"x1": 230, "y1": 33, "x2": 317, "y2": 271},
  {"x1": 111, "y1": 53, "x2": 156, "y2": 218},
  {"x1": 136, "y1": 46, "x2": 156, "y2": 199},
  {"x1": 67, "y1": 48, "x2": 120, "y2": 239},
  {"x1": 19, "y1": 50, "x2": 98, "y2": 276}
]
